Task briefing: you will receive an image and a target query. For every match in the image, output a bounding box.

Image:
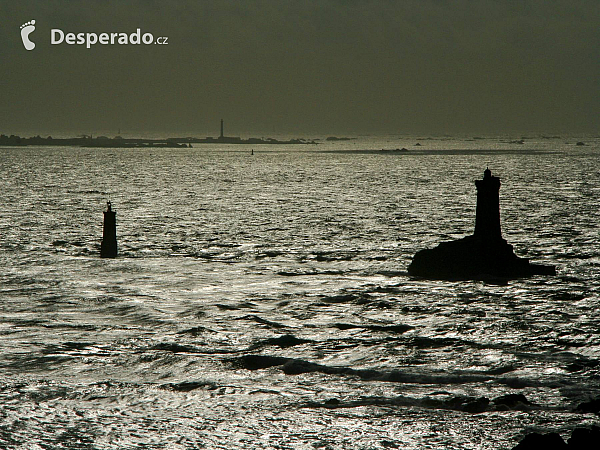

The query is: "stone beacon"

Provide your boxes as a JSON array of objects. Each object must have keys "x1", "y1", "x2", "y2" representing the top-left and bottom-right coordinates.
[
  {"x1": 408, "y1": 169, "x2": 555, "y2": 280},
  {"x1": 474, "y1": 168, "x2": 501, "y2": 240},
  {"x1": 100, "y1": 201, "x2": 117, "y2": 258}
]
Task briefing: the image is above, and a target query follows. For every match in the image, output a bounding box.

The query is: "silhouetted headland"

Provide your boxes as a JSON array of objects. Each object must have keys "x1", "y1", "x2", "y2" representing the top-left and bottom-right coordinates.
[
  {"x1": 0, "y1": 134, "x2": 192, "y2": 148},
  {"x1": 408, "y1": 168, "x2": 556, "y2": 280},
  {"x1": 0, "y1": 123, "x2": 315, "y2": 148},
  {"x1": 100, "y1": 201, "x2": 117, "y2": 258}
]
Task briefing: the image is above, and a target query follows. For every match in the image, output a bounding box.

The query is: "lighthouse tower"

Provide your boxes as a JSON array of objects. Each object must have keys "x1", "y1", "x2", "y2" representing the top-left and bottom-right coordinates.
[
  {"x1": 220, "y1": 119, "x2": 224, "y2": 138},
  {"x1": 100, "y1": 201, "x2": 117, "y2": 258},
  {"x1": 474, "y1": 168, "x2": 502, "y2": 240},
  {"x1": 408, "y1": 167, "x2": 555, "y2": 279}
]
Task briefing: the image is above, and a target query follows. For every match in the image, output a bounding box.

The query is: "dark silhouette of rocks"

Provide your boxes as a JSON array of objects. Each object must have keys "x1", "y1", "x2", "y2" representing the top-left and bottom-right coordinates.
[
  {"x1": 568, "y1": 426, "x2": 600, "y2": 448},
  {"x1": 512, "y1": 426, "x2": 600, "y2": 449},
  {"x1": 512, "y1": 432, "x2": 567, "y2": 449},
  {"x1": 248, "y1": 334, "x2": 311, "y2": 350},
  {"x1": 100, "y1": 201, "x2": 117, "y2": 258},
  {"x1": 326, "y1": 136, "x2": 356, "y2": 141},
  {"x1": 492, "y1": 393, "x2": 534, "y2": 411},
  {"x1": 408, "y1": 168, "x2": 556, "y2": 280}
]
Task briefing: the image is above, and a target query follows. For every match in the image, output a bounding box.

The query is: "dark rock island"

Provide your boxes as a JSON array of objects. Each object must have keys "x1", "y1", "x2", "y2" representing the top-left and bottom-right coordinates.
[{"x1": 408, "y1": 168, "x2": 556, "y2": 280}]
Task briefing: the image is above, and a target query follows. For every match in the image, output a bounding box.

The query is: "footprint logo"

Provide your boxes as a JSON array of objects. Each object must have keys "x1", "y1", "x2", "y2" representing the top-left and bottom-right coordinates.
[{"x1": 20, "y1": 20, "x2": 36, "y2": 50}]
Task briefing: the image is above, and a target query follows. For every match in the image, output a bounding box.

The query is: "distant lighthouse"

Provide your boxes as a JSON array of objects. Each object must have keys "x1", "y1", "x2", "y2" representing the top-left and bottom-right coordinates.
[
  {"x1": 474, "y1": 168, "x2": 502, "y2": 240},
  {"x1": 100, "y1": 201, "x2": 117, "y2": 258},
  {"x1": 220, "y1": 119, "x2": 224, "y2": 138}
]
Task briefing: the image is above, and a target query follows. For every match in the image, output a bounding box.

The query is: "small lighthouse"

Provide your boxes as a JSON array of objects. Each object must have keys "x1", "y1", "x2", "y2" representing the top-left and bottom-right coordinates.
[
  {"x1": 474, "y1": 168, "x2": 502, "y2": 240},
  {"x1": 100, "y1": 201, "x2": 117, "y2": 258},
  {"x1": 220, "y1": 119, "x2": 224, "y2": 138}
]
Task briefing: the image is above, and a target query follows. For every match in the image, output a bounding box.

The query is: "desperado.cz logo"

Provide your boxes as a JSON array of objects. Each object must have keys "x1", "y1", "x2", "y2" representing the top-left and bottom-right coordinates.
[
  {"x1": 20, "y1": 20, "x2": 36, "y2": 50},
  {"x1": 20, "y1": 19, "x2": 168, "y2": 50},
  {"x1": 52, "y1": 28, "x2": 169, "y2": 48}
]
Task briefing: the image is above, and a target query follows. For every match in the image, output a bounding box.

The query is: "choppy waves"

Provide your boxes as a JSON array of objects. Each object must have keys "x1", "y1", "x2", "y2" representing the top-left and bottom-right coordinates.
[{"x1": 1, "y1": 138, "x2": 599, "y2": 448}]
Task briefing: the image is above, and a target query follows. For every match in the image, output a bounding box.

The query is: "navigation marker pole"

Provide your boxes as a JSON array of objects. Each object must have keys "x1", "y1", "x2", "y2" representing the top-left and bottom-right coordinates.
[{"x1": 100, "y1": 201, "x2": 117, "y2": 258}]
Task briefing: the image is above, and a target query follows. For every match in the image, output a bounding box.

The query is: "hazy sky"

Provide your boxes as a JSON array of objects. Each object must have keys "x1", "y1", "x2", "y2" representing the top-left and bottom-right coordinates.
[{"x1": 1, "y1": 0, "x2": 598, "y2": 136}]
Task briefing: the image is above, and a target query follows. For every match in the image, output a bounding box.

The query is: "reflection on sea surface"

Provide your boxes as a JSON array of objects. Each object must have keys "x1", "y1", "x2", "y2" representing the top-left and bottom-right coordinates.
[{"x1": 0, "y1": 136, "x2": 598, "y2": 449}]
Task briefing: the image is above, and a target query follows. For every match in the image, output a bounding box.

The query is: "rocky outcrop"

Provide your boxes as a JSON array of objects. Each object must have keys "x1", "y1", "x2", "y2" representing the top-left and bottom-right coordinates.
[
  {"x1": 512, "y1": 432, "x2": 567, "y2": 449},
  {"x1": 512, "y1": 426, "x2": 600, "y2": 449},
  {"x1": 408, "y1": 235, "x2": 555, "y2": 280}
]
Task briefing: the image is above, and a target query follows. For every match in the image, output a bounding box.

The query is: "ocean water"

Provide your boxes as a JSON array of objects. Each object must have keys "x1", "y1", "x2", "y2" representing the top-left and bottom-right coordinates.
[{"x1": 0, "y1": 136, "x2": 599, "y2": 449}]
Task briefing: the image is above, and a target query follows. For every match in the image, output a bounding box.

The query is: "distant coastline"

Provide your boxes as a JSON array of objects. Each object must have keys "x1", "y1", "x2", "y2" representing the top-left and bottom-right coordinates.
[{"x1": 0, "y1": 133, "x2": 316, "y2": 148}]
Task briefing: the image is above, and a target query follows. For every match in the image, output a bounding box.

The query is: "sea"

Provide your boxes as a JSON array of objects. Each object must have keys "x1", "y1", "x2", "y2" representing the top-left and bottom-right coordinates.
[{"x1": 0, "y1": 135, "x2": 599, "y2": 449}]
